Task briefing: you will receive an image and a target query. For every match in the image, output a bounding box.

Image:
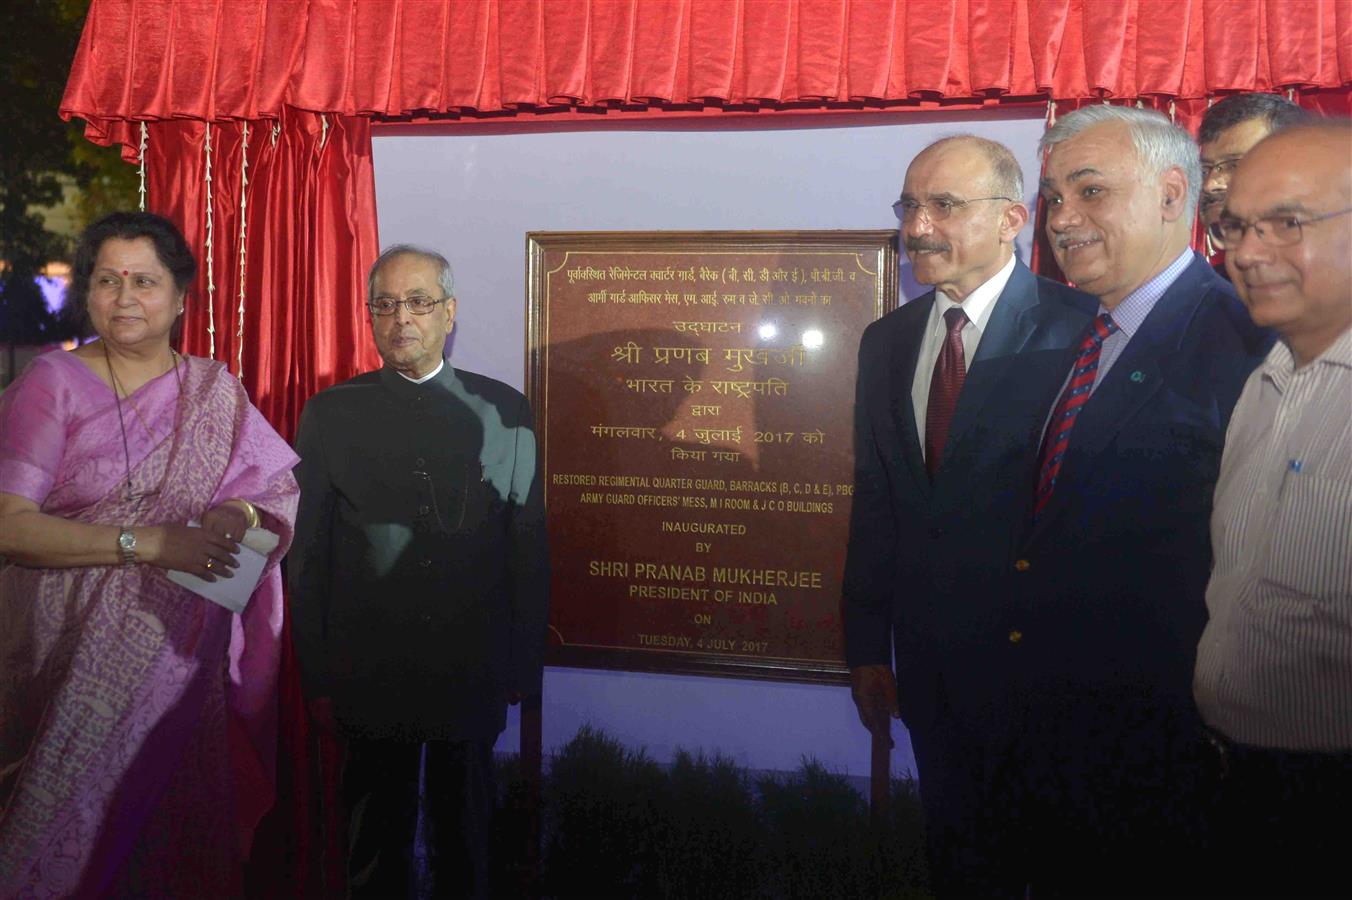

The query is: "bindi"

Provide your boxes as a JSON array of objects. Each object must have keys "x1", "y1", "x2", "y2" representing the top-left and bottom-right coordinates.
[{"x1": 121, "y1": 270, "x2": 129, "y2": 276}]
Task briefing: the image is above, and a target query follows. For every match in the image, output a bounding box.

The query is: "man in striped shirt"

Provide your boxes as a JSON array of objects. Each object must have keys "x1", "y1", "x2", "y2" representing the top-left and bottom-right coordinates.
[{"x1": 1194, "y1": 121, "x2": 1352, "y2": 898}]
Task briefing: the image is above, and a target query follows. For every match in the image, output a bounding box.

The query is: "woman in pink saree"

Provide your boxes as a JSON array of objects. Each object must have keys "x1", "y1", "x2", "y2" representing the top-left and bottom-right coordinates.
[{"x1": 0, "y1": 212, "x2": 299, "y2": 897}]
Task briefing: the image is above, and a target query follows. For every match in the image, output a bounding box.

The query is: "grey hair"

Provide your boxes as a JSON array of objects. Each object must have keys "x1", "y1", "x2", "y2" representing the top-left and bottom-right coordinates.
[
  {"x1": 1040, "y1": 105, "x2": 1202, "y2": 220},
  {"x1": 919, "y1": 134, "x2": 1025, "y2": 200},
  {"x1": 367, "y1": 244, "x2": 456, "y2": 301}
]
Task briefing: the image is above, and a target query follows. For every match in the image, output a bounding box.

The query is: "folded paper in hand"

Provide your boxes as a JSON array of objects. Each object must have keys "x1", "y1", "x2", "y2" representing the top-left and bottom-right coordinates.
[{"x1": 166, "y1": 524, "x2": 280, "y2": 614}]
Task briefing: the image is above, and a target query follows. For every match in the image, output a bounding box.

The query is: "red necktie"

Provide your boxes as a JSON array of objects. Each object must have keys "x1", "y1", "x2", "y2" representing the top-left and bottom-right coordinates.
[
  {"x1": 1034, "y1": 313, "x2": 1120, "y2": 516},
  {"x1": 925, "y1": 307, "x2": 969, "y2": 479}
]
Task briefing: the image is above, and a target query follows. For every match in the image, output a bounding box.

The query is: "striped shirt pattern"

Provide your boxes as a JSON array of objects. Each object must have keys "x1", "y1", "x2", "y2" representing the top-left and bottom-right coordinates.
[
  {"x1": 1194, "y1": 328, "x2": 1352, "y2": 751},
  {"x1": 1089, "y1": 248, "x2": 1194, "y2": 391}
]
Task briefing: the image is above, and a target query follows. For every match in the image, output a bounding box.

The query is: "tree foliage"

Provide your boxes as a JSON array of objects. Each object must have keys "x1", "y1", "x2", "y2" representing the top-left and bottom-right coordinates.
[{"x1": 1, "y1": 0, "x2": 136, "y2": 348}]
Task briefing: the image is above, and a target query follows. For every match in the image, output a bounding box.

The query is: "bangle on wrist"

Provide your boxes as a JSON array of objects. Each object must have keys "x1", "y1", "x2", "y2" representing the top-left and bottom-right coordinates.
[{"x1": 230, "y1": 499, "x2": 261, "y2": 530}]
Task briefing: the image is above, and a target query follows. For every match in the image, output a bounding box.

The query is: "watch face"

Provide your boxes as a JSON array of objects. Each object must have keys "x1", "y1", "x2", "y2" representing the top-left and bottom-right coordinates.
[{"x1": 119, "y1": 530, "x2": 135, "y2": 555}]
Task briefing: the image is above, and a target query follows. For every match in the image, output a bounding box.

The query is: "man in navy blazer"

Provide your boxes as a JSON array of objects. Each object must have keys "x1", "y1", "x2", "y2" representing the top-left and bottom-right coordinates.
[
  {"x1": 842, "y1": 135, "x2": 1095, "y2": 896},
  {"x1": 1010, "y1": 106, "x2": 1270, "y2": 896}
]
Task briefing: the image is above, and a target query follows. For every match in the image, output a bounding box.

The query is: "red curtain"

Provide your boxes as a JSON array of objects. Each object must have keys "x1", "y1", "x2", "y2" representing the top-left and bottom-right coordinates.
[
  {"x1": 64, "y1": 0, "x2": 1352, "y2": 145},
  {"x1": 137, "y1": 109, "x2": 377, "y2": 898},
  {"x1": 141, "y1": 110, "x2": 381, "y2": 441}
]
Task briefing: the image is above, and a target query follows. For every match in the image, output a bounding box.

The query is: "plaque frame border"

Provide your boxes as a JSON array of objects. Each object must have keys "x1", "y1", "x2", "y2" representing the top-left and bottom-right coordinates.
[{"x1": 526, "y1": 230, "x2": 899, "y2": 685}]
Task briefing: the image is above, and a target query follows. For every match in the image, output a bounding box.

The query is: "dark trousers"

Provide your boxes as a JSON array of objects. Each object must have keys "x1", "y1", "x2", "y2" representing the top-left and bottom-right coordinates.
[
  {"x1": 998, "y1": 695, "x2": 1216, "y2": 900},
  {"x1": 1205, "y1": 733, "x2": 1352, "y2": 900},
  {"x1": 908, "y1": 679, "x2": 1027, "y2": 900},
  {"x1": 342, "y1": 738, "x2": 495, "y2": 900}
]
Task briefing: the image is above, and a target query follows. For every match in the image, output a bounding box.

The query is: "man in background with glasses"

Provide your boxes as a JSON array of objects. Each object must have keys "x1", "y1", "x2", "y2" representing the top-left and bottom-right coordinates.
[
  {"x1": 290, "y1": 245, "x2": 549, "y2": 898},
  {"x1": 843, "y1": 135, "x2": 1094, "y2": 896},
  {"x1": 1197, "y1": 93, "x2": 1308, "y2": 250},
  {"x1": 1194, "y1": 121, "x2": 1352, "y2": 898}
]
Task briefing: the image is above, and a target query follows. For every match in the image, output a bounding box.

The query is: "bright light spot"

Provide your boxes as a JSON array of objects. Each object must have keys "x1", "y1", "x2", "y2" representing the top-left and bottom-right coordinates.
[
  {"x1": 801, "y1": 329, "x2": 824, "y2": 349},
  {"x1": 757, "y1": 322, "x2": 778, "y2": 341}
]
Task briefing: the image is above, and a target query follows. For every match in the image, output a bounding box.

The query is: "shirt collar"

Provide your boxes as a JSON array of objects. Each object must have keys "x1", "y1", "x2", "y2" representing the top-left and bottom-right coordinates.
[
  {"x1": 397, "y1": 358, "x2": 445, "y2": 384},
  {"x1": 1099, "y1": 248, "x2": 1194, "y2": 337},
  {"x1": 935, "y1": 253, "x2": 1017, "y2": 332},
  {"x1": 1261, "y1": 326, "x2": 1352, "y2": 392}
]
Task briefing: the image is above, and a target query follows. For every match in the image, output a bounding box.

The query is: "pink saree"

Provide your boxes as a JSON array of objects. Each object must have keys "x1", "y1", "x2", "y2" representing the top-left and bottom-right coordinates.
[{"x1": 0, "y1": 351, "x2": 299, "y2": 898}]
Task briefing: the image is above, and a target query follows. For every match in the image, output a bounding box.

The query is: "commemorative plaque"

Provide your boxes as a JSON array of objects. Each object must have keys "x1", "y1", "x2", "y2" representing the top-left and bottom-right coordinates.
[{"x1": 527, "y1": 232, "x2": 897, "y2": 683}]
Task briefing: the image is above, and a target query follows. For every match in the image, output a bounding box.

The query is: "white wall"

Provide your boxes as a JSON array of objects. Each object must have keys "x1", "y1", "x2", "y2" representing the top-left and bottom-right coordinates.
[{"x1": 373, "y1": 108, "x2": 1046, "y2": 777}]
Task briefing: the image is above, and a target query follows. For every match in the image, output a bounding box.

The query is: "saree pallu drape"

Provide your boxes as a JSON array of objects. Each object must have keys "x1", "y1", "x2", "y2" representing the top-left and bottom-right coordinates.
[{"x1": 0, "y1": 355, "x2": 299, "y2": 898}]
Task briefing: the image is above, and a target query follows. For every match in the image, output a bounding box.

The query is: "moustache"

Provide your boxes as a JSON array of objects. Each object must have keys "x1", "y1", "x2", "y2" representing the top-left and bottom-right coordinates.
[
  {"x1": 905, "y1": 238, "x2": 950, "y2": 254},
  {"x1": 1054, "y1": 234, "x2": 1100, "y2": 250},
  {"x1": 1200, "y1": 192, "x2": 1225, "y2": 209}
]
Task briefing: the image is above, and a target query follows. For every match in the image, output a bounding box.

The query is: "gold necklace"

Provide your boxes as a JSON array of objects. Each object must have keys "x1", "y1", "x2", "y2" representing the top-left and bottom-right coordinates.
[{"x1": 103, "y1": 343, "x2": 184, "y2": 503}]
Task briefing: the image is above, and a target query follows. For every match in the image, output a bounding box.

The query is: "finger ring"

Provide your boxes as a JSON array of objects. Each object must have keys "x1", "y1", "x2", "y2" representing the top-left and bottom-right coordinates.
[{"x1": 206, "y1": 559, "x2": 214, "y2": 571}]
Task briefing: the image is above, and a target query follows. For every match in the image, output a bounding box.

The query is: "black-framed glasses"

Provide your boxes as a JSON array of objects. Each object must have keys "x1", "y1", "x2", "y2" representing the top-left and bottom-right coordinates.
[
  {"x1": 893, "y1": 196, "x2": 1013, "y2": 222},
  {"x1": 368, "y1": 295, "x2": 451, "y2": 316},
  {"x1": 1199, "y1": 157, "x2": 1242, "y2": 181},
  {"x1": 1208, "y1": 207, "x2": 1352, "y2": 249}
]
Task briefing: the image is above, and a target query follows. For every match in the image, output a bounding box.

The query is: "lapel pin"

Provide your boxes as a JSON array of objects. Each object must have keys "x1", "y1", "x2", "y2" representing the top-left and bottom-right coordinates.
[{"x1": 1129, "y1": 370, "x2": 1145, "y2": 383}]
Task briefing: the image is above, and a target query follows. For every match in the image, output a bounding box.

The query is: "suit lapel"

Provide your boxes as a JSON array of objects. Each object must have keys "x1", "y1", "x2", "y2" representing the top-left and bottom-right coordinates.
[
  {"x1": 1059, "y1": 259, "x2": 1207, "y2": 461},
  {"x1": 1030, "y1": 257, "x2": 1210, "y2": 532},
  {"x1": 941, "y1": 264, "x2": 1040, "y2": 448},
  {"x1": 886, "y1": 293, "x2": 933, "y2": 497}
]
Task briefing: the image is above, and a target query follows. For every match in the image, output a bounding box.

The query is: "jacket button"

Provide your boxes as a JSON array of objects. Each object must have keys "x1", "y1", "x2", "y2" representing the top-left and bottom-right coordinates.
[
  {"x1": 419, "y1": 505, "x2": 430, "y2": 515},
  {"x1": 415, "y1": 458, "x2": 426, "y2": 467},
  {"x1": 1014, "y1": 559, "x2": 1030, "y2": 572},
  {"x1": 1009, "y1": 630, "x2": 1023, "y2": 643},
  {"x1": 419, "y1": 558, "x2": 432, "y2": 568},
  {"x1": 928, "y1": 527, "x2": 944, "y2": 539}
]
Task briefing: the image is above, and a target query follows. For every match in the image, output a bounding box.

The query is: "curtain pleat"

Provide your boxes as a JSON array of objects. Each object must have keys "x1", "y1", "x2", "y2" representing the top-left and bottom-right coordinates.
[
  {"x1": 968, "y1": 0, "x2": 1017, "y2": 95},
  {"x1": 796, "y1": 0, "x2": 848, "y2": 100},
  {"x1": 904, "y1": 0, "x2": 959, "y2": 96},
  {"x1": 741, "y1": 0, "x2": 794, "y2": 102},
  {"x1": 1136, "y1": 1, "x2": 1191, "y2": 97},
  {"x1": 586, "y1": 0, "x2": 639, "y2": 102},
  {"x1": 1083, "y1": 1, "x2": 1133, "y2": 97}
]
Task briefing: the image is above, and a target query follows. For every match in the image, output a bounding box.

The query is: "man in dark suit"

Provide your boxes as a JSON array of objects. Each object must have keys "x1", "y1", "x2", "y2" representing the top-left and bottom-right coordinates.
[
  {"x1": 1012, "y1": 105, "x2": 1270, "y2": 896},
  {"x1": 290, "y1": 245, "x2": 549, "y2": 899},
  {"x1": 842, "y1": 135, "x2": 1094, "y2": 896}
]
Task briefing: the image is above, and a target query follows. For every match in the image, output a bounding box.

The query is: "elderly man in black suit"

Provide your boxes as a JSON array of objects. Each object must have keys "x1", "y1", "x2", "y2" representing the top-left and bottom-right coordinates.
[
  {"x1": 290, "y1": 245, "x2": 549, "y2": 899},
  {"x1": 843, "y1": 135, "x2": 1094, "y2": 897}
]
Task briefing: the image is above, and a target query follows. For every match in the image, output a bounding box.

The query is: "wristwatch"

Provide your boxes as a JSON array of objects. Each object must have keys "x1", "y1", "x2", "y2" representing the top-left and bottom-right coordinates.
[{"x1": 117, "y1": 527, "x2": 137, "y2": 565}]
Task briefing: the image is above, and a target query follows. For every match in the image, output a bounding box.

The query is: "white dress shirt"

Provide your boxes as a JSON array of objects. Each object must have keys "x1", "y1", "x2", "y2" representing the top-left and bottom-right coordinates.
[
  {"x1": 1194, "y1": 328, "x2": 1352, "y2": 751},
  {"x1": 912, "y1": 254, "x2": 1016, "y2": 454}
]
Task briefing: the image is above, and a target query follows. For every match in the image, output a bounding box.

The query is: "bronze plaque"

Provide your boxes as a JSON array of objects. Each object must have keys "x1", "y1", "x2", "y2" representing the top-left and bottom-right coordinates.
[{"x1": 527, "y1": 231, "x2": 897, "y2": 683}]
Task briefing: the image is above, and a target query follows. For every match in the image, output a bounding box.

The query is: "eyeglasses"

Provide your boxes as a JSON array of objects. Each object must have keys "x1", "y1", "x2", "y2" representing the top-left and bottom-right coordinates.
[
  {"x1": 1208, "y1": 207, "x2": 1352, "y2": 249},
  {"x1": 1199, "y1": 158, "x2": 1242, "y2": 181},
  {"x1": 893, "y1": 196, "x2": 1013, "y2": 222},
  {"x1": 368, "y1": 295, "x2": 450, "y2": 316}
]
